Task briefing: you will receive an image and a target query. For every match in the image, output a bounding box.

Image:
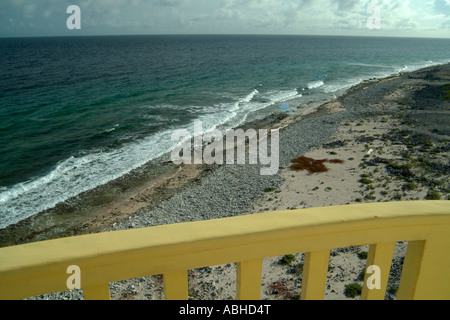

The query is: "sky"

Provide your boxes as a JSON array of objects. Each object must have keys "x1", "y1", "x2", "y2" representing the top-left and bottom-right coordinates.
[{"x1": 0, "y1": 0, "x2": 449, "y2": 38}]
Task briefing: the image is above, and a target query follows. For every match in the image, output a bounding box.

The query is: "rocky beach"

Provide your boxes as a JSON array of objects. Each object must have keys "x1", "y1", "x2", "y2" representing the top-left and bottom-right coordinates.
[{"x1": 19, "y1": 63, "x2": 450, "y2": 300}]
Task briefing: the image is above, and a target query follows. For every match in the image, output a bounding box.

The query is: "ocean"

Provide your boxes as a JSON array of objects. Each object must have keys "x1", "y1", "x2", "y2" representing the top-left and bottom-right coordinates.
[{"x1": 1, "y1": 35, "x2": 449, "y2": 229}]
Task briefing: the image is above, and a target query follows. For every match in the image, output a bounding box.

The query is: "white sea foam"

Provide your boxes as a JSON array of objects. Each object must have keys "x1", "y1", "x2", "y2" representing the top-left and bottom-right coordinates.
[
  {"x1": 242, "y1": 89, "x2": 259, "y2": 103},
  {"x1": 322, "y1": 59, "x2": 450, "y2": 95},
  {"x1": 307, "y1": 80, "x2": 325, "y2": 90},
  {"x1": 267, "y1": 89, "x2": 301, "y2": 103},
  {"x1": 231, "y1": 89, "x2": 302, "y2": 125},
  {"x1": 0, "y1": 129, "x2": 178, "y2": 228},
  {"x1": 229, "y1": 89, "x2": 259, "y2": 112}
]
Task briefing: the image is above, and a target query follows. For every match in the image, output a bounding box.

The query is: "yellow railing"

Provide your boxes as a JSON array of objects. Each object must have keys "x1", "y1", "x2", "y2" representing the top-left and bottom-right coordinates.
[{"x1": 0, "y1": 201, "x2": 449, "y2": 300}]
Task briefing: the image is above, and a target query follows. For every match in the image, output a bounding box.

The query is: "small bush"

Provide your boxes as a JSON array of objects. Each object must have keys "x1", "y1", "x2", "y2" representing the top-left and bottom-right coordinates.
[
  {"x1": 358, "y1": 251, "x2": 368, "y2": 260},
  {"x1": 393, "y1": 193, "x2": 403, "y2": 201},
  {"x1": 426, "y1": 190, "x2": 441, "y2": 200},
  {"x1": 403, "y1": 182, "x2": 418, "y2": 191},
  {"x1": 359, "y1": 178, "x2": 373, "y2": 185},
  {"x1": 344, "y1": 283, "x2": 363, "y2": 298},
  {"x1": 431, "y1": 180, "x2": 444, "y2": 187},
  {"x1": 280, "y1": 254, "x2": 296, "y2": 266}
]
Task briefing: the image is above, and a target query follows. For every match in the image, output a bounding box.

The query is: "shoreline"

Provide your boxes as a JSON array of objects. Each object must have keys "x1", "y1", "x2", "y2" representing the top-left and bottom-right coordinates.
[
  {"x1": 1, "y1": 63, "x2": 448, "y2": 248},
  {"x1": 24, "y1": 62, "x2": 450, "y2": 300}
]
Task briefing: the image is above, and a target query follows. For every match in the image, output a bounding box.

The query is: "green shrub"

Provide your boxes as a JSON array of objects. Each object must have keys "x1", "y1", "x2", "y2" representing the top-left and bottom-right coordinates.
[
  {"x1": 358, "y1": 251, "x2": 368, "y2": 260},
  {"x1": 344, "y1": 283, "x2": 363, "y2": 298},
  {"x1": 403, "y1": 182, "x2": 418, "y2": 191},
  {"x1": 280, "y1": 254, "x2": 296, "y2": 266},
  {"x1": 359, "y1": 178, "x2": 373, "y2": 185},
  {"x1": 393, "y1": 193, "x2": 402, "y2": 201},
  {"x1": 426, "y1": 190, "x2": 441, "y2": 200}
]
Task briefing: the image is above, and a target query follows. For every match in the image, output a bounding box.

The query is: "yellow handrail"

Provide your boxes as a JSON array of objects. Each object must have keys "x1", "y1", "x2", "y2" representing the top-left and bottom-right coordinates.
[{"x1": 0, "y1": 201, "x2": 449, "y2": 300}]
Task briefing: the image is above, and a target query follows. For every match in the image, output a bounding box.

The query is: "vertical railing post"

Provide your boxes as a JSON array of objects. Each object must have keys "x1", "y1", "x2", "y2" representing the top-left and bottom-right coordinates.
[
  {"x1": 164, "y1": 271, "x2": 188, "y2": 300},
  {"x1": 361, "y1": 242, "x2": 396, "y2": 300},
  {"x1": 300, "y1": 250, "x2": 330, "y2": 300},
  {"x1": 237, "y1": 259, "x2": 263, "y2": 300},
  {"x1": 398, "y1": 239, "x2": 450, "y2": 300}
]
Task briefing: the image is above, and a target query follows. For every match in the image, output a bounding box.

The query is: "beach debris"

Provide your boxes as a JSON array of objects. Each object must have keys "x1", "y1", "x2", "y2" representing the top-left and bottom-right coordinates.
[{"x1": 290, "y1": 156, "x2": 344, "y2": 174}]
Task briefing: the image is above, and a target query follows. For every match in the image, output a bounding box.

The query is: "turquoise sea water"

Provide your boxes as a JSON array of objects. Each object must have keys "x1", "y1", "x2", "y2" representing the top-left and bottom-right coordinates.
[{"x1": 1, "y1": 35, "x2": 449, "y2": 228}]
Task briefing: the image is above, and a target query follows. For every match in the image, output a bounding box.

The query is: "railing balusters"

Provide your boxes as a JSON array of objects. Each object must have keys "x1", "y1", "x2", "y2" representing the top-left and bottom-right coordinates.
[
  {"x1": 236, "y1": 259, "x2": 263, "y2": 300},
  {"x1": 300, "y1": 250, "x2": 330, "y2": 300},
  {"x1": 164, "y1": 271, "x2": 188, "y2": 300},
  {"x1": 83, "y1": 283, "x2": 111, "y2": 300},
  {"x1": 361, "y1": 242, "x2": 396, "y2": 300}
]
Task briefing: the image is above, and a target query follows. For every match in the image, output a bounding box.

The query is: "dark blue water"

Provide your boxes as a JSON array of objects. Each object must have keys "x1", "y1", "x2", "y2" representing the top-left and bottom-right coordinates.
[{"x1": 1, "y1": 35, "x2": 449, "y2": 228}]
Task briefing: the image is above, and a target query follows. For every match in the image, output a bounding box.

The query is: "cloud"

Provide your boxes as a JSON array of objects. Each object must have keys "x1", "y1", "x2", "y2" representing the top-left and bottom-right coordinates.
[
  {"x1": 337, "y1": 0, "x2": 362, "y2": 11},
  {"x1": 0, "y1": 0, "x2": 448, "y2": 37}
]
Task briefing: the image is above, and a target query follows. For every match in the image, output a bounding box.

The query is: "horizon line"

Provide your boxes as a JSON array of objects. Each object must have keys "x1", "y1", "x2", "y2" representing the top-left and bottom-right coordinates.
[{"x1": 1, "y1": 33, "x2": 450, "y2": 40}]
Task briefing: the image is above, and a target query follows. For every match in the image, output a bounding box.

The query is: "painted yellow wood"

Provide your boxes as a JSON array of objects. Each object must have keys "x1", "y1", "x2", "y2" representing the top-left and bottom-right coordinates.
[
  {"x1": 0, "y1": 201, "x2": 448, "y2": 300},
  {"x1": 164, "y1": 271, "x2": 188, "y2": 300},
  {"x1": 83, "y1": 284, "x2": 111, "y2": 300},
  {"x1": 0, "y1": 270, "x2": 68, "y2": 300},
  {"x1": 397, "y1": 241, "x2": 425, "y2": 300},
  {"x1": 398, "y1": 239, "x2": 450, "y2": 300},
  {"x1": 361, "y1": 242, "x2": 396, "y2": 300},
  {"x1": 236, "y1": 259, "x2": 263, "y2": 300},
  {"x1": 301, "y1": 250, "x2": 330, "y2": 300}
]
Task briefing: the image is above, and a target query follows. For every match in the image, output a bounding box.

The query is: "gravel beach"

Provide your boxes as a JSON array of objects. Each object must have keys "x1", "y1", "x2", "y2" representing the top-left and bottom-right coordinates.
[{"x1": 26, "y1": 63, "x2": 450, "y2": 300}]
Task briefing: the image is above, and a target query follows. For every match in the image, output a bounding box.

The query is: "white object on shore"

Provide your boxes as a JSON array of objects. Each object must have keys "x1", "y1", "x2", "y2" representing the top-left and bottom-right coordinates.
[{"x1": 366, "y1": 149, "x2": 374, "y2": 156}]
